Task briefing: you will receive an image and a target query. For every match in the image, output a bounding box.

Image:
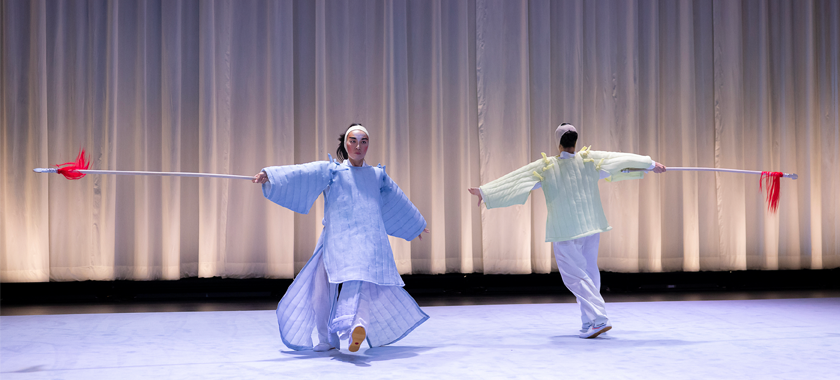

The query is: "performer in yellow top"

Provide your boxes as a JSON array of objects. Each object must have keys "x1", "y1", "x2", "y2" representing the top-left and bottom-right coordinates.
[{"x1": 468, "y1": 123, "x2": 666, "y2": 338}]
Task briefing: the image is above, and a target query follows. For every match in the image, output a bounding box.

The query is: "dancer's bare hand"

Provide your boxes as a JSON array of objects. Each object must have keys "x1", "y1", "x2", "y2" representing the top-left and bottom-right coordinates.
[
  {"x1": 652, "y1": 162, "x2": 667, "y2": 173},
  {"x1": 417, "y1": 228, "x2": 430, "y2": 241},
  {"x1": 253, "y1": 171, "x2": 268, "y2": 184},
  {"x1": 467, "y1": 187, "x2": 483, "y2": 206}
]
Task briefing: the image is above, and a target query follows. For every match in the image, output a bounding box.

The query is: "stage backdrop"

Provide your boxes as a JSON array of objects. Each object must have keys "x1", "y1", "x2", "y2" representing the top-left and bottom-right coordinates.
[{"x1": 1, "y1": 0, "x2": 838, "y2": 282}]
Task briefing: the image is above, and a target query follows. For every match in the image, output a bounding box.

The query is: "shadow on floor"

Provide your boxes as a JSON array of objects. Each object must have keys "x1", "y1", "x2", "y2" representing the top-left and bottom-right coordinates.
[{"x1": 279, "y1": 345, "x2": 433, "y2": 367}]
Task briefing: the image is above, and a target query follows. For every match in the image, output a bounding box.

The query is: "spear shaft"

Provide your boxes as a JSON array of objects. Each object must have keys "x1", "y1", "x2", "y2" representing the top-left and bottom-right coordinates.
[
  {"x1": 622, "y1": 167, "x2": 798, "y2": 179},
  {"x1": 33, "y1": 168, "x2": 253, "y2": 180}
]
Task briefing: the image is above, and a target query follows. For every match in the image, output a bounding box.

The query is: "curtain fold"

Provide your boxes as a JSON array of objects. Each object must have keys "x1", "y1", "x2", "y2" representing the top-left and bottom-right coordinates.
[
  {"x1": 1, "y1": 0, "x2": 837, "y2": 282},
  {"x1": 527, "y1": 0, "x2": 553, "y2": 274},
  {"x1": 476, "y1": 0, "x2": 533, "y2": 274},
  {"x1": 1, "y1": 0, "x2": 50, "y2": 282}
]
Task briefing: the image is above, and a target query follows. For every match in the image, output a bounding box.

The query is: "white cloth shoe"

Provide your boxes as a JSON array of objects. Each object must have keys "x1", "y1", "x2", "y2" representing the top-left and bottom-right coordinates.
[
  {"x1": 313, "y1": 343, "x2": 335, "y2": 352},
  {"x1": 579, "y1": 322, "x2": 612, "y2": 339}
]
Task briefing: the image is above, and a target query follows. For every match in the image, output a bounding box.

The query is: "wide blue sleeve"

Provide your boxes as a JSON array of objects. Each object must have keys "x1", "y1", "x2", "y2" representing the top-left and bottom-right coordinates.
[
  {"x1": 261, "y1": 160, "x2": 333, "y2": 214},
  {"x1": 380, "y1": 169, "x2": 427, "y2": 241}
]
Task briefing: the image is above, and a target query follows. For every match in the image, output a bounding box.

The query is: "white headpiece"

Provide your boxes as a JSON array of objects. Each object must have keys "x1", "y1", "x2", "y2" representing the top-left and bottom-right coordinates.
[
  {"x1": 555, "y1": 123, "x2": 577, "y2": 147},
  {"x1": 344, "y1": 124, "x2": 369, "y2": 146}
]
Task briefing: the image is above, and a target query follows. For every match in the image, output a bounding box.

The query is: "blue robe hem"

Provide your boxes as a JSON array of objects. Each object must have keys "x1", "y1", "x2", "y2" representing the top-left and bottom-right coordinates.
[
  {"x1": 370, "y1": 308, "x2": 430, "y2": 348},
  {"x1": 278, "y1": 326, "x2": 313, "y2": 351}
]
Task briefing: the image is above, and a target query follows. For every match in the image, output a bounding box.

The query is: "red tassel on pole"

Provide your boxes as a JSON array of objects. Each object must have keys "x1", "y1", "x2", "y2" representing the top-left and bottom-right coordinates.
[
  {"x1": 760, "y1": 171, "x2": 783, "y2": 213},
  {"x1": 55, "y1": 149, "x2": 90, "y2": 180}
]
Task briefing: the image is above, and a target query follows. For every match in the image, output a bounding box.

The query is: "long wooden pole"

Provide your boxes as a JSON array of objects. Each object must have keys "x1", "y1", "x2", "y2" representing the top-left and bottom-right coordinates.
[
  {"x1": 33, "y1": 168, "x2": 253, "y2": 180},
  {"x1": 622, "y1": 167, "x2": 798, "y2": 179}
]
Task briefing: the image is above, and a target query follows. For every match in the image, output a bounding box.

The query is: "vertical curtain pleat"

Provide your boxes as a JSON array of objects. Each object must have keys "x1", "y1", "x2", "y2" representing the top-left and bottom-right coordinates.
[
  {"x1": 405, "y1": 0, "x2": 479, "y2": 275},
  {"x1": 820, "y1": 0, "x2": 840, "y2": 270},
  {"x1": 637, "y1": 0, "x2": 663, "y2": 273},
  {"x1": 583, "y1": 0, "x2": 645, "y2": 272},
  {"x1": 291, "y1": 0, "x2": 319, "y2": 273},
  {"x1": 1, "y1": 0, "x2": 837, "y2": 282},
  {"x1": 197, "y1": 0, "x2": 232, "y2": 277},
  {"x1": 161, "y1": 0, "x2": 185, "y2": 279},
  {"x1": 46, "y1": 0, "x2": 117, "y2": 281},
  {"x1": 406, "y1": 0, "x2": 444, "y2": 274},
  {"x1": 714, "y1": 0, "x2": 748, "y2": 270},
  {"x1": 476, "y1": 0, "x2": 533, "y2": 274},
  {"x1": 526, "y1": 0, "x2": 553, "y2": 274},
  {"x1": 1, "y1": 0, "x2": 50, "y2": 282}
]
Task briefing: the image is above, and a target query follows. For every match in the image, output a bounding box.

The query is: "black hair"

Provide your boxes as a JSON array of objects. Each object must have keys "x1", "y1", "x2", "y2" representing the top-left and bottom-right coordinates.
[
  {"x1": 336, "y1": 123, "x2": 364, "y2": 162},
  {"x1": 559, "y1": 126, "x2": 577, "y2": 148}
]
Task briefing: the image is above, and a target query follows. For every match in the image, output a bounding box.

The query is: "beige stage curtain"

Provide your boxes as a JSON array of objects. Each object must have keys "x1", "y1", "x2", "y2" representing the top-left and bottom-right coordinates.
[{"x1": 1, "y1": 0, "x2": 837, "y2": 282}]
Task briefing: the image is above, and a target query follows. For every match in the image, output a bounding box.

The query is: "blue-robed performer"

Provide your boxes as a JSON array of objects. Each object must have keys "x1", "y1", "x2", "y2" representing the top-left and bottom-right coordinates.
[{"x1": 253, "y1": 124, "x2": 429, "y2": 353}]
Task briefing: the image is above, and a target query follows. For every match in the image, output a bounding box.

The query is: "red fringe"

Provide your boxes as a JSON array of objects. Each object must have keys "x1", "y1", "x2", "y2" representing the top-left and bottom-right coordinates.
[
  {"x1": 760, "y1": 171, "x2": 783, "y2": 213},
  {"x1": 55, "y1": 148, "x2": 90, "y2": 180}
]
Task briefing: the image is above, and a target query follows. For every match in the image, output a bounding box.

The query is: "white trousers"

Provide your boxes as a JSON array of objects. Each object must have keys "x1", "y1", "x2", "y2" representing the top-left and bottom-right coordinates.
[
  {"x1": 330, "y1": 281, "x2": 371, "y2": 341},
  {"x1": 311, "y1": 257, "x2": 369, "y2": 344},
  {"x1": 553, "y1": 233, "x2": 609, "y2": 326}
]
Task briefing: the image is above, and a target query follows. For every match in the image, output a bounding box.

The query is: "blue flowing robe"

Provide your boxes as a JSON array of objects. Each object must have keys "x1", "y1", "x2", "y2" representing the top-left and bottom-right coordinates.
[{"x1": 261, "y1": 156, "x2": 428, "y2": 350}]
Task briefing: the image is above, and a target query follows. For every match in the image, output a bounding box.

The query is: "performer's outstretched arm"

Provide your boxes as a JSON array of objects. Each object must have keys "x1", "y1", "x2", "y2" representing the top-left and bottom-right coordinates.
[
  {"x1": 380, "y1": 170, "x2": 429, "y2": 241},
  {"x1": 585, "y1": 150, "x2": 666, "y2": 182},
  {"x1": 253, "y1": 161, "x2": 334, "y2": 215},
  {"x1": 467, "y1": 159, "x2": 544, "y2": 209}
]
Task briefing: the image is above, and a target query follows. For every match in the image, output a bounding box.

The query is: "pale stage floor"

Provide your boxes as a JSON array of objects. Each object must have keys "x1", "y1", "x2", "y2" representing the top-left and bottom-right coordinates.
[{"x1": 2, "y1": 292, "x2": 839, "y2": 379}]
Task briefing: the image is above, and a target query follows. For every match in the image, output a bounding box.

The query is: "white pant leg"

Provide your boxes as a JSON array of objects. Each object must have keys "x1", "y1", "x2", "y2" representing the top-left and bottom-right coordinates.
[
  {"x1": 329, "y1": 281, "x2": 369, "y2": 341},
  {"x1": 580, "y1": 234, "x2": 602, "y2": 324},
  {"x1": 311, "y1": 256, "x2": 334, "y2": 344},
  {"x1": 553, "y1": 234, "x2": 608, "y2": 326},
  {"x1": 356, "y1": 282, "x2": 371, "y2": 331}
]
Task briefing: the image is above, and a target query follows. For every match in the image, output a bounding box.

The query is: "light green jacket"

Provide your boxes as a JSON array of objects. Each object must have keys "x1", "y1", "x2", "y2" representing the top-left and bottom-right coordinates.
[{"x1": 479, "y1": 147, "x2": 653, "y2": 242}]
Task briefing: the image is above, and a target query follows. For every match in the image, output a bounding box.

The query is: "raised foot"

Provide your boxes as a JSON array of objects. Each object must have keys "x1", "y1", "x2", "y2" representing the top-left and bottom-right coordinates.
[{"x1": 348, "y1": 326, "x2": 366, "y2": 352}]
